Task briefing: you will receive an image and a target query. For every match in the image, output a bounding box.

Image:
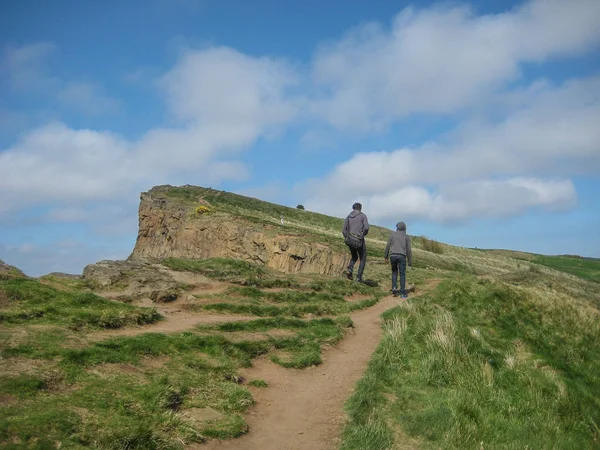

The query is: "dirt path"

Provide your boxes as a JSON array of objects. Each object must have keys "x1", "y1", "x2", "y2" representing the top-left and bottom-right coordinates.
[
  {"x1": 90, "y1": 283, "x2": 252, "y2": 340},
  {"x1": 198, "y1": 283, "x2": 437, "y2": 450},
  {"x1": 90, "y1": 311, "x2": 258, "y2": 340}
]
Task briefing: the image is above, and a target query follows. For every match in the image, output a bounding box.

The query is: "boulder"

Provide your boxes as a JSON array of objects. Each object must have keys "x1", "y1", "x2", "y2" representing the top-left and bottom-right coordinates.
[{"x1": 82, "y1": 259, "x2": 180, "y2": 293}]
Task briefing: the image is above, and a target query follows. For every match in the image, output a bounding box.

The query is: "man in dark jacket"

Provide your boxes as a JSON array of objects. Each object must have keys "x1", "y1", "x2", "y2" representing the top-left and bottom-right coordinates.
[
  {"x1": 384, "y1": 221, "x2": 412, "y2": 298},
  {"x1": 342, "y1": 202, "x2": 369, "y2": 282}
]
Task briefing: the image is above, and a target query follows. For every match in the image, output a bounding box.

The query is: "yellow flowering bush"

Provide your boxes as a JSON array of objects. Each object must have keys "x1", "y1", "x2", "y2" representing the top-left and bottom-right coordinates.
[{"x1": 195, "y1": 205, "x2": 212, "y2": 216}]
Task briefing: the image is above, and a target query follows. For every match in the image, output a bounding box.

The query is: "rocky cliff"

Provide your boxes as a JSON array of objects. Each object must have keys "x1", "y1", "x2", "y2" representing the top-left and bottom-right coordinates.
[{"x1": 128, "y1": 186, "x2": 349, "y2": 276}]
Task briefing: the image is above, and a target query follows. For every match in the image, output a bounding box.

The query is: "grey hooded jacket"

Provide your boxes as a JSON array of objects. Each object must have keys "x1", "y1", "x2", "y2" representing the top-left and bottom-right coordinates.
[
  {"x1": 384, "y1": 221, "x2": 412, "y2": 265},
  {"x1": 342, "y1": 210, "x2": 369, "y2": 239}
]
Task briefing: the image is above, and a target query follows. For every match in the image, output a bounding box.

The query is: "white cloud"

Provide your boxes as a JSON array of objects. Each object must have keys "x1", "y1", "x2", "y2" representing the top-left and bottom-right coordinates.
[
  {"x1": 2, "y1": 0, "x2": 600, "y2": 238},
  {"x1": 0, "y1": 46, "x2": 297, "y2": 218},
  {"x1": 301, "y1": 76, "x2": 600, "y2": 223},
  {"x1": 0, "y1": 240, "x2": 129, "y2": 277},
  {"x1": 0, "y1": 122, "x2": 251, "y2": 215},
  {"x1": 305, "y1": 178, "x2": 576, "y2": 224},
  {"x1": 310, "y1": 0, "x2": 600, "y2": 130},
  {"x1": 57, "y1": 82, "x2": 122, "y2": 115},
  {"x1": 160, "y1": 47, "x2": 299, "y2": 128}
]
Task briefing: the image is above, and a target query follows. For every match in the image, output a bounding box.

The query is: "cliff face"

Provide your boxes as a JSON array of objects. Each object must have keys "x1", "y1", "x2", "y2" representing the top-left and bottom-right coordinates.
[{"x1": 128, "y1": 189, "x2": 348, "y2": 276}]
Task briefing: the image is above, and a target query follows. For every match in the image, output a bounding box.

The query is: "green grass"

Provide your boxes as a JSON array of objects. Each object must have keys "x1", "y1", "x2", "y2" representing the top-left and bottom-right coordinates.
[
  {"x1": 0, "y1": 278, "x2": 160, "y2": 329},
  {"x1": 162, "y1": 257, "x2": 297, "y2": 288},
  {"x1": 530, "y1": 255, "x2": 600, "y2": 283},
  {"x1": 341, "y1": 277, "x2": 600, "y2": 449},
  {"x1": 37, "y1": 274, "x2": 92, "y2": 292},
  {"x1": 178, "y1": 267, "x2": 383, "y2": 319},
  {"x1": 201, "y1": 316, "x2": 352, "y2": 369},
  {"x1": 229, "y1": 286, "x2": 347, "y2": 303},
  {"x1": 248, "y1": 379, "x2": 268, "y2": 388},
  {"x1": 201, "y1": 296, "x2": 379, "y2": 318},
  {"x1": 1, "y1": 304, "x2": 353, "y2": 448},
  {"x1": 0, "y1": 331, "x2": 266, "y2": 448}
]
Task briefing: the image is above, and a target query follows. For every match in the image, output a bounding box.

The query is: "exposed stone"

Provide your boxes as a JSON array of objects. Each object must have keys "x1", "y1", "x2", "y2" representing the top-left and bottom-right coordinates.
[
  {"x1": 82, "y1": 259, "x2": 180, "y2": 293},
  {"x1": 150, "y1": 290, "x2": 179, "y2": 303},
  {"x1": 129, "y1": 190, "x2": 348, "y2": 276}
]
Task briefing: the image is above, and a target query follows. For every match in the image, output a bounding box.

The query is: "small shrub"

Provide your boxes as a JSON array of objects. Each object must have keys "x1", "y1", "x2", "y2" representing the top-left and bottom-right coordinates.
[
  {"x1": 296, "y1": 204, "x2": 305, "y2": 210},
  {"x1": 195, "y1": 205, "x2": 212, "y2": 216},
  {"x1": 419, "y1": 236, "x2": 443, "y2": 254}
]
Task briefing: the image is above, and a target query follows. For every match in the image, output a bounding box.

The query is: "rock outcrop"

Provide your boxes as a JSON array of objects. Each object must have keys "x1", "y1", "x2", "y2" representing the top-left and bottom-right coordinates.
[
  {"x1": 128, "y1": 188, "x2": 348, "y2": 276},
  {"x1": 82, "y1": 259, "x2": 181, "y2": 290}
]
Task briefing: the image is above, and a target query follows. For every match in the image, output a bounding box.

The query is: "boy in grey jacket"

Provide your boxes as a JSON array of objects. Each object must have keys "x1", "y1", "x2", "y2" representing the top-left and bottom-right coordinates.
[
  {"x1": 342, "y1": 202, "x2": 369, "y2": 282},
  {"x1": 384, "y1": 221, "x2": 412, "y2": 298}
]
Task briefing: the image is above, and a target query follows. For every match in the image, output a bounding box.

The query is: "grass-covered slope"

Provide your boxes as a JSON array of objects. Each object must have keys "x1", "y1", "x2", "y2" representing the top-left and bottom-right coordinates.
[
  {"x1": 529, "y1": 254, "x2": 600, "y2": 283},
  {"x1": 474, "y1": 249, "x2": 600, "y2": 283},
  {"x1": 2, "y1": 185, "x2": 600, "y2": 449},
  {"x1": 0, "y1": 258, "x2": 370, "y2": 449},
  {"x1": 341, "y1": 269, "x2": 600, "y2": 449},
  {"x1": 0, "y1": 277, "x2": 160, "y2": 329}
]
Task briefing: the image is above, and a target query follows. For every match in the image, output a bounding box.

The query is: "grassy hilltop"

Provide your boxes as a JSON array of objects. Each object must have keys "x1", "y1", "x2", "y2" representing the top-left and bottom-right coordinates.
[{"x1": 1, "y1": 186, "x2": 600, "y2": 449}]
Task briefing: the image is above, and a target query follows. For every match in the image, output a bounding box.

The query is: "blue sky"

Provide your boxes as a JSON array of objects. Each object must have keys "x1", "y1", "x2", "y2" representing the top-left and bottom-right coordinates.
[{"x1": 1, "y1": 0, "x2": 599, "y2": 276}]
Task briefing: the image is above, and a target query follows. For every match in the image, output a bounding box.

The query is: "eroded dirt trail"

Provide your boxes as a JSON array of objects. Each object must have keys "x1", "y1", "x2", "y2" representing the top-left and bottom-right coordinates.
[
  {"x1": 90, "y1": 311, "x2": 258, "y2": 340},
  {"x1": 198, "y1": 284, "x2": 435, "y2": 450},
  {"x1": 89, "y1": 283, "x2": 255, "y2": 341}
]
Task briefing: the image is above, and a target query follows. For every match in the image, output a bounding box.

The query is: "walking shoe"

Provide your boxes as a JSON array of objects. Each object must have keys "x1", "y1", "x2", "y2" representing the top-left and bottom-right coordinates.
[
  {"x1": 345, "y1": 269, "x2": 353, "y2": 280},
  {"x1": 400, "y1": 294, "x2": 408, "y2": 299},
  {"x1": 392, "y1": 290, "x2": 399, "y2": 297}
]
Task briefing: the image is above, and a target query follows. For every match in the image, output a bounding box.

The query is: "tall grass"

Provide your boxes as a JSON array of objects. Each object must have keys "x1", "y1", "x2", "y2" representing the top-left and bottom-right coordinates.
[
  {"x1": 341, "y1": 277, "x2": 600, "y2": 449},
  {"x1": 418, "y1": 236, "x2": 444, "y2": 254}
]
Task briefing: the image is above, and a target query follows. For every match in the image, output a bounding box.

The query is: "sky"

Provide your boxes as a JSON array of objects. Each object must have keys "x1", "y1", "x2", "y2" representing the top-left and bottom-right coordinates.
[{"x1": 1, "y1": 0, "x2": 599, "y2": 276}]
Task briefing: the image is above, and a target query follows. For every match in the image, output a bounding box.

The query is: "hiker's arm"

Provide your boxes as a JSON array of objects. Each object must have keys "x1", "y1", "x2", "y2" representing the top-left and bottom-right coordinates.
[
  {"x1": 384, "y1": 235, "x2": 392, "y2": 260},
  {"x1": 362, "y1": 215, "x2": 370, "y2": 236},
  {"x1": 342, "y1": 217, "x2": 349, "y2": 237}
]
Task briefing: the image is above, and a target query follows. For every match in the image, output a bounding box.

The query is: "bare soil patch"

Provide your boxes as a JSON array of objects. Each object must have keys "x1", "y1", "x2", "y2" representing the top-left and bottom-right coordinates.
[
  {"x1": 198, "y1": 282, "x2": 434, "y2": 450},
  {"x1": 181, "y1": 407, "x2": 225, "y2": 426},
  {"x1": 0, "y1": 290, "x2": 9, "y2": 308},
  {"x1": 140, "y1": 355, "x2": 170, "y2": 369},
  {"x1": 218, "y1": 329, "x2": 296, "y2": 343},
  {"x1": 88, "y1": 363, "x2": 147, "y2": 382},
  {"x1": 88, "y1": 311, "x2": 258, "y2": 341},
  {"x1": 0, "y1": 394, "x2": 17, "y2": 407},
  {"x1": 0, "y1": 357, "x2": 49, "y2": 377}
]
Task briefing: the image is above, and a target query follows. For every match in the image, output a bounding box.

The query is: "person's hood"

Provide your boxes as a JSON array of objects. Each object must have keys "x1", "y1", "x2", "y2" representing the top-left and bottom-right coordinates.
[
  {"x1": 349, "y1": 211, "x2": 362, "y2": 218},
  {"x1": 396, "y1": 221, "x2": 406, "y2": 231}
]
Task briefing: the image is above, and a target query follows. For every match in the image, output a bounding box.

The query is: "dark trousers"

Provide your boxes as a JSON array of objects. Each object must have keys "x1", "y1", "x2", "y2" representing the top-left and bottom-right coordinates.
[
  {"x1": 390, "y1": 254, "x2": 406, "y2": 294},
  {"x1": 347, "y1": 241, "x2": 366, "y2": 280}
]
